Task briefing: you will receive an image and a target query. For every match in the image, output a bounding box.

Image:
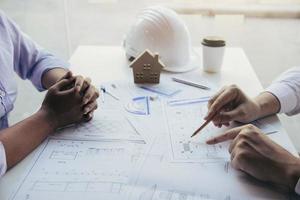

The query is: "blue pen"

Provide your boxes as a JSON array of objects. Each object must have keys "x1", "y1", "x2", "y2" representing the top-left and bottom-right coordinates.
[{"x1": 146, "y1": 96, "x2": 150, "y2": 115}]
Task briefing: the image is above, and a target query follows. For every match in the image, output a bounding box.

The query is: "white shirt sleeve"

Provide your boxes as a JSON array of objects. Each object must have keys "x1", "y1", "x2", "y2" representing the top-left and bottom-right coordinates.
[
  {"x1": 0, "y1": 141, "x2": 7, "y2": 178},
  {"x1": 265, "y1": 66, "x2": 300, "y2": 116},
  {"x1": 265, "y1": 67, "x2": 300, "y2": 194},
  {"x1": 295, "y1": 178, "x2": 300, "y2": 195}
]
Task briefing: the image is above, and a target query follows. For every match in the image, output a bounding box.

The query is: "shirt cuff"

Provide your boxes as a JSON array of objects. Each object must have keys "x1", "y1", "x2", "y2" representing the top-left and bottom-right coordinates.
[
  {"x1": 295, "y1": 177, "x2": 300, "y2": 195},
  {"x1": 31, "y1": 57, "x2": 70, "y2": 92},
  {"x1": 265, "y1": 83, "x2": 298, "y2": 114},
  {"x1": 0, "y1": 142, "x2": 7, "y2": 177}
]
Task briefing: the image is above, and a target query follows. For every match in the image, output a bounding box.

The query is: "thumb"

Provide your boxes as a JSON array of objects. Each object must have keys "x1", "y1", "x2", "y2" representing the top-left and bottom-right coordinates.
[
  {"x1": 58, "y1": 71, "x2": 73, "y2": 82},
  {"x1": 53, "y1": 78, "x2": 74, "y2": 91}
]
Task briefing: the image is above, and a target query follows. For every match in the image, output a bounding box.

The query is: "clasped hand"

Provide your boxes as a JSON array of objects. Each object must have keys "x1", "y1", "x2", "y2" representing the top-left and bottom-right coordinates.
[{"x1": 41, "y1": 71, "x2": 99, "y2": 129}]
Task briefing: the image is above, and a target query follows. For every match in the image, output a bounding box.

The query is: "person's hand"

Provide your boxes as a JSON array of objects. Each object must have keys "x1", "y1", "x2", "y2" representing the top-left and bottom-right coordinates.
[
  {"x1": 205, "y1": 85, "x2": 261, "y2": 127},
  {"x1": 72, "y1": 75, "x2": 99, "y2": 120},
  {"x1": 40, "y1": 72, "x2": 89, "y2": 129},
  {"x1": 206, "y1": 124, "x2": 300, "y2": 191}
]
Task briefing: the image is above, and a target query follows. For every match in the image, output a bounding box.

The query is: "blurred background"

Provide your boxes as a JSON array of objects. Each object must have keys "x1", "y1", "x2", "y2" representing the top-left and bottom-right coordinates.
[{"x1": 1, "y1": 0, "x2": 300, "y2": 150}]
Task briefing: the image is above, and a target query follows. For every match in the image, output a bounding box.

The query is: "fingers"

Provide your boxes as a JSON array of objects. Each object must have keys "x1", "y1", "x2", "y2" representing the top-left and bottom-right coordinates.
[
  {"x1": 83, "y1": 100, "x2": 98, "y2": 115},
  {"x1": 231, "y1": 141, "x2": 254, "y2": 171},
  {"x1": 83, "y1": 111, "x2": 94, "y2": 122},
  {"x1": 58, "y1": 71, "x2": 72, "y2": 82},
  {"x1": 74, "y1": 75, "x2": 85, "y2": 92},
  {"x1": 212, "y1": 109, "x2": 227, "y2": 128},
  {"x1": 52, "y1": 78, "x2": 75, "y2": 93},
  {"x1": 228, "y1": 128, "x2": 250, "y2": 153},
  {"x1": 230, "y1": 124, "x2": 267, "y2": 154},
  {"x1": 74, "y1": 75, "x2": 92, "y2": 93},
  {"x1": 226, "y1": 124, "x2": 268, "y2": 158},
  {"x1": 206, "y1": 126, "x2": 243, "y2": 144},
  {"x1": 221, "y1": 109, "x2": 241, "y2": 123},
  {"x1": 83, "y1": 85, "x2": 99, "y2": 105},
  {"x1": 72, "y1": 76, "x2": 99, "y2": 106},
  {"x1": 65, "y1": 75, "x2": 100, "y2": 104},
  {"x1": 205, "y1": 87, "x2": 238, "y2": 120},
  {"x1": 211, "y1": 107, "x2": 243, "y2": 127},
  {"x1": 229, "y1": 129, "x2": 263, "y2": 174},
  {"x1": 207, "y1": 86, "x2": 226, "y2": 109},
  {"x1": 80, "y1": 77, "x2": 91, "y2": 94}
]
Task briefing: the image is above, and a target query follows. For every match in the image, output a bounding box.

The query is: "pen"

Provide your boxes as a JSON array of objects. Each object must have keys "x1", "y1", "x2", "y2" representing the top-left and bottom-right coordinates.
[
  {"x1": 172, "y1": 77, "x2": 210, "y2": 90},
  {"x1": 100, "y1": 86, "x2": 120, "y2": 101},
  {"x1": 191, "y1": 113, "x2": 217, "y2": 138},
  {"x1": 100, "y1": 87, "x2": 105, "y2": 103}
]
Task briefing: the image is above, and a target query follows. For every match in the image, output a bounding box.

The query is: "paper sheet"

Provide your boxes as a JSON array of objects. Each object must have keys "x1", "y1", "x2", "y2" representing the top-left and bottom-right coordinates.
[
  {"x1": 53, "y1": 108, "x2": 143, "y2": 142},
  {"x1": 164, "y1": 101, "x2": 231, "y2": 163},
  {"x1": 127, "y1": 137, "x2": 290, "y2": 200},
  {"x1": 10, "y1": 80, "x2": 288, "y2": 200},
  {"x1": 11, "y1": 139, "x2": 145, "y2": 200},
  {"x1": 101, "y1": 81, "x2": 169, "y2": 142},
  {"x1": 164, "y1": 99, "x2": 279, "y2": 163}
]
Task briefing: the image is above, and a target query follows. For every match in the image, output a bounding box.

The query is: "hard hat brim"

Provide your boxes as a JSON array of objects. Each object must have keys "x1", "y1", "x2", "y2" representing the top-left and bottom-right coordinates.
[{"x1": 162, "y1": 49, "x2": 201, "y2": 73}]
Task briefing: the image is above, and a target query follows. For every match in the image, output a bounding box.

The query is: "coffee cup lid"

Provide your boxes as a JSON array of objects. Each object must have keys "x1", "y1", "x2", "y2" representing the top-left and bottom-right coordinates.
[{"x1": 202, "y1": 36, "x2": 226, "y2": 47}]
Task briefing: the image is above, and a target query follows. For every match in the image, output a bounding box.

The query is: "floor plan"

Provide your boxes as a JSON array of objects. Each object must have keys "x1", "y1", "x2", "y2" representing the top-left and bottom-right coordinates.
[
  {"x1": 11, "y1": 139, "x2": 145, "y2": 200},
  {"x1": 164, "y1": 102, "x2": 231, "y2": 163}
]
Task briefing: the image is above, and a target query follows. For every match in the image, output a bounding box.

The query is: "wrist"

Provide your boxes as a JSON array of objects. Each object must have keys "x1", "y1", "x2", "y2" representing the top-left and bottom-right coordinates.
[
  {"x1": 253, "y1": 92, "x2": 280, "y2": 119},
  {"x1": 249, "y1": 100, "x2": 262, "y2": 121},
  {"x1": 42, "y1": 68, "x2": 69, "y2": 89},
  {"x1": 37, "y1": 107, "x2": 59, "y2": 131}
]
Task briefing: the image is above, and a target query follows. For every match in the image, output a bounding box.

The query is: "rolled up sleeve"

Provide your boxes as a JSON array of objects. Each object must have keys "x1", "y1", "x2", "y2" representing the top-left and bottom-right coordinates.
[
  {"x1": 0, "y1": 142, "x2": 7, "y2": 178},
  {"x1": 266, "y1": 67, "x2": 300, "y2": 116},
  {"x1": 2, "y1": 12, "x2": 69, "y2": 91}
]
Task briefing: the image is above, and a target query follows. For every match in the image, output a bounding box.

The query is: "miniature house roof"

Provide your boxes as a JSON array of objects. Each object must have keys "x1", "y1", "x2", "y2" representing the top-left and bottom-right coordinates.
[{"x1": 129, "y1": 50, "x2": 165, "y2": 70}]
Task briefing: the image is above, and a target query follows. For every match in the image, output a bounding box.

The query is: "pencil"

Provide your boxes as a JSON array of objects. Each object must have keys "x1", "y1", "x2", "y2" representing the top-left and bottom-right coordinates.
[
  {"x1": 172, "y1": 77, "x2": 210, "y2": 90},
  {"x1": 191, "y1": 113, "x2": 217, "y2": 138}
]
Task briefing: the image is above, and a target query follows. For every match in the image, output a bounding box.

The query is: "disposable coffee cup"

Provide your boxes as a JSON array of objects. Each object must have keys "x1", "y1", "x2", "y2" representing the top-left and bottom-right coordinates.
[{"x1": 201, "y1": 36, "x2": 226, "y2": 73}]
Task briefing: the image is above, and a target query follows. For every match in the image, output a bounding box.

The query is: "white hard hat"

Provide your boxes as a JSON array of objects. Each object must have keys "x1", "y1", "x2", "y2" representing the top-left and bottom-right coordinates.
[{"x1": 123, "y1": 6, "x2": 200, "y2": 72}]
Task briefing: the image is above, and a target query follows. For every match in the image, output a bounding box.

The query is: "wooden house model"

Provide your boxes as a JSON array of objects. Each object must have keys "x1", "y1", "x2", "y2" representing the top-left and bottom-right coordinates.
[{"x1": 130, "y1": 50, "x2": 164, "y2": 84}]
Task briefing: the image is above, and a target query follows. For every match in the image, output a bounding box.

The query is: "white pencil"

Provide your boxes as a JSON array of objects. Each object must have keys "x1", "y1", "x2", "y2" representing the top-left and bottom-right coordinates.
[{"x1": 172, "y1": 77, "x2": 210, "y2": 90}]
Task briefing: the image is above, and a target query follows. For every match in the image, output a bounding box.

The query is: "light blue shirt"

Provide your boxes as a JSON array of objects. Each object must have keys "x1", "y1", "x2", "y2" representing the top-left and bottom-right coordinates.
[
  {"x1": 0, "y1": 11, "x2": 69, "y2": 130},
  {"x1": 0, "y1": 11, "x2": 69, "y2": 176}
]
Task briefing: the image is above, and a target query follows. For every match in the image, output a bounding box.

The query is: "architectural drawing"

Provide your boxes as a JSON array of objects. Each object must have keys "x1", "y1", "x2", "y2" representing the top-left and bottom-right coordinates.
[
  {"x1": 30, "y1": 180, "x2": 124, "y2": 193},
  {"x1": 128, "y1": 144, "x2": 288, "y2": 200},
  {"x1": 53, "y1": 109, "x2": 142, "y2": 142},
  {"x1": 9, "y1": 80, "x2": 286, "y2": 200},
  {"x1": 164, "y1": 102, "x2": 231, "y2": 163},
  {"x1": 164, "y1": 101, "x2": 278, "y2": 163},
  {"x1": 137, "y1": 184, "x2": 233, "y2": 200},
  {"x1": 11, "y1": 139, "x2": 146, "y2": 200}
]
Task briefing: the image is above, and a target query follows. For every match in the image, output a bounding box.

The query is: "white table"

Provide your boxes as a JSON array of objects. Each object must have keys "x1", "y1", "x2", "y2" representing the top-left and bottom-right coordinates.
[{"x1": 0, "y1": 45, "x2": 298, "y2": 199}]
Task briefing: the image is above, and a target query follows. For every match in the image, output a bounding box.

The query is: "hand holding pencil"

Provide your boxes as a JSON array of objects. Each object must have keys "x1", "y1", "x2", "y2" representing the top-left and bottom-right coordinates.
[
  {"x1": 205, "y1": 85, "x2": 262, "y2": 126},
  {"x1": 191, "y1": 85, "x2": 262, "y2": 137},
  {"x1": 191, "y1": 113, "x2": 217, "y2": 137}
]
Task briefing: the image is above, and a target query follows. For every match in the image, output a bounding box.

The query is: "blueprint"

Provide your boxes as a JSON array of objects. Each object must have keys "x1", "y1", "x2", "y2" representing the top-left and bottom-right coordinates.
[
  {"x1": 130, "y1": 184, "x2": 233, "y2": 200},
  {"x1": 127, "y1": 137, "x2": 290, "y2": 200},
  {"x1": 11, "y1": 139, "x2": 146, "y2": 200},
  {"x1": 53, "y1": 108, "x2": 143, "y2": 142},
  {"x1": 9, "y1": 80, "x2": 289, "y2": 200},
  {"x1": 164, "y1": 100, "x2": 278, "y2": 163},
  {"x1": 164, "y1": 102, "x2": 231, "y2": 163}
]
